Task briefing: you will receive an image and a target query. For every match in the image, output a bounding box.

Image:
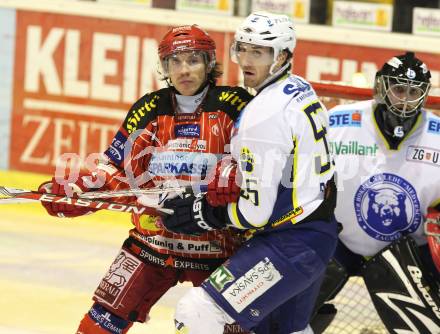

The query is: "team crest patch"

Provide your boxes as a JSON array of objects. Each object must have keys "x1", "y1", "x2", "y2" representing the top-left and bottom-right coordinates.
[{"x1": 354, "y1": 173, "x2": 421, "y2": 242}]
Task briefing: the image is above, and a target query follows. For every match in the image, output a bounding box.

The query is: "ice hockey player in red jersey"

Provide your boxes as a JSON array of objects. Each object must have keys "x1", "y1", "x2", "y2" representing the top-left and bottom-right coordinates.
[{"x1": 39, "y1": 25, "x2": 252, "y2": 334}]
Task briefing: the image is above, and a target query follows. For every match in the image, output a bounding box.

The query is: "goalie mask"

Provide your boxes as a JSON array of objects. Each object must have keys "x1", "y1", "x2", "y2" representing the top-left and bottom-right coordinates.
[{"x1": 374, "y1": 52, "x2": 431, "y2": 119}]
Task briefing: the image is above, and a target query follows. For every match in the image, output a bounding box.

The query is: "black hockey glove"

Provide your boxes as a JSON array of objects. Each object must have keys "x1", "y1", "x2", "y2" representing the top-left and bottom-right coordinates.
[{"x1": 161, "y1": 193, "x2": 228, "y2": 236}]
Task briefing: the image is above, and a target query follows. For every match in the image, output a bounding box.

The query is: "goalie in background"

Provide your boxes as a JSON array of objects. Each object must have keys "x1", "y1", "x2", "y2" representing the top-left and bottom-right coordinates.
[
  {"x1": 311, "y1": 52, "x2": 440, "y2": 334},
  {"x1": 38, "y1": 25, "x2": 254, "y2": 334}
]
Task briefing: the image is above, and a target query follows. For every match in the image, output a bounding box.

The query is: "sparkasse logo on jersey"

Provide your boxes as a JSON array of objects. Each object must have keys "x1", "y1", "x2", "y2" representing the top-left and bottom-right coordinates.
[
  {"x1": 427, "y1": 118, "x2": 440, "y2": 135},
  {"x1": 329, "y1": 110, "x2": 362, "y2": 127},
  {"x1": 148, "y1": 151, "x2": 215, "y2": 177}
]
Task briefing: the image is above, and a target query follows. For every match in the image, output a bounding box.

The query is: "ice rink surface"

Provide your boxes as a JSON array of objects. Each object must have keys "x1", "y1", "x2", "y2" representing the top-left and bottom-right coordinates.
[
  {"x1": 0, "y1": 170, "x2": 385, "y2": 334},
  {"x1": 0, "y1": 171, "x2": 189, "y2": 334}
]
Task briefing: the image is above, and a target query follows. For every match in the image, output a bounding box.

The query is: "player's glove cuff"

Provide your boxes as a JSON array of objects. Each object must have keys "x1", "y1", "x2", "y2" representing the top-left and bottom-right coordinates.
[
  {"x1": 161, "y1": 193, "x2": 227, "y2": 235},
  {"x1": 38, "y1": 175, "x2": 99, "y2": 218}
]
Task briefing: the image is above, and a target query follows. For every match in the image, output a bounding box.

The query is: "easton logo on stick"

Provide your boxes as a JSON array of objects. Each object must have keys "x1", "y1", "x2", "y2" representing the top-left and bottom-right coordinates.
[{"x1": 0, "y1": 186, "x2": 172, "y2": 215}]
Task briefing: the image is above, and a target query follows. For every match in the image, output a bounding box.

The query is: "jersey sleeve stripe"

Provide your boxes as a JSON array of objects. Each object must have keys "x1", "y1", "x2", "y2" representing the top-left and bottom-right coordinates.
[
  {"x1": 291, "y1": 136, "x2": 299, "y2": 224},
  {"x1": 430, "y1": 198, "x2": 440, "y2": 210},
  {"x1": 227, "y1": 202, "x2": 257, "y2": 229}
]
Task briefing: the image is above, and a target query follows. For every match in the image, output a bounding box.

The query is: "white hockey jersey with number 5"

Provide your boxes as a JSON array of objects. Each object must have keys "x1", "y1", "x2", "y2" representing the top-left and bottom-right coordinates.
[{"x1": 227, "y1": 74, "x2": 335, "y2": 231}]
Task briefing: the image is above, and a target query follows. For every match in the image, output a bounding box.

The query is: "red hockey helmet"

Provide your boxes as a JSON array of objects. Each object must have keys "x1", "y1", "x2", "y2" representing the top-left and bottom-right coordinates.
[{"x1": 158, "y1": 25, "x2": 216, "y2": 68}]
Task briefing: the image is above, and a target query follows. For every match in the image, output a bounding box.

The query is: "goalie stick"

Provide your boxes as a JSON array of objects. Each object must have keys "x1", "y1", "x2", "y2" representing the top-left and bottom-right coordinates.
[{"x1": 0, "y1": 186, "x2": 173, "y2": 215}]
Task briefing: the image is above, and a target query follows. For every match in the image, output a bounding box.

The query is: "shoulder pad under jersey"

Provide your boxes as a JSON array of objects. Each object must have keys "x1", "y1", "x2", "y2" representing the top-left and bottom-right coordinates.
[
  {"x1": 122, "y1": 88, "x2": 172, "y2": 135},
  {"x1": 203, "y1": 86, "x2": 252, "y2": 121}
]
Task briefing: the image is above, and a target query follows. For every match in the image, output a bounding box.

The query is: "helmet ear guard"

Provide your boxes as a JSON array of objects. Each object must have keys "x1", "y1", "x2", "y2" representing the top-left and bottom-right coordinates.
[{"x1": 374, "y1": 52, "x2": 431, "y2": 118}]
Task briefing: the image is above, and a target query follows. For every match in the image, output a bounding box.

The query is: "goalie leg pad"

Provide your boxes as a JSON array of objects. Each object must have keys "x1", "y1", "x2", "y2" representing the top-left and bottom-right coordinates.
[
  {"x1": 310, "y1": 303, "x2": 337, "y2": 334},
  {"x1": 309, "y1": 242, "x2": 352, "y2": 333},
  {"x1": 312, "y1": 257, "x2": 349, "y2": 312},
  {"x1": 361, "y1": 236, "x2": 440, "y2": 333}
]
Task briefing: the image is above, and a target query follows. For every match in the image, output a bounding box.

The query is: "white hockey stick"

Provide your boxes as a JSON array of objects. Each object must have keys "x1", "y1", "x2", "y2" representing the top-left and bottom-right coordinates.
[
  {"x1": 77, "y1": 186, "x2": 188, "y2": 199},
  {"x1": 0, "y1": 186, "x2": 173, "y2": 215},
  {"x1": 77, "y1": 185, "x2": 207, "y2": 199}
]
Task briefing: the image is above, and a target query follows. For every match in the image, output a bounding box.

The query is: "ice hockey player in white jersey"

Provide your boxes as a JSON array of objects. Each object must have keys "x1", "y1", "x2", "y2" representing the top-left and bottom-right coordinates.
[
  {"x1": 160, "y1": 11, "x2": 339, "y2": 334},
  {"x1": 311, "y1": 52, "x2": 440, "y2": 333}
]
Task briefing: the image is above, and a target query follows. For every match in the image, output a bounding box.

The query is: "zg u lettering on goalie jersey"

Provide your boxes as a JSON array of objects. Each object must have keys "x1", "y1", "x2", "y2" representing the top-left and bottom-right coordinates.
[
  {"x1": 101, "y1": 86, "x2": 251, "y2": 261},
  {"x1": 227, "y1": 75, "x2": 335, "y2": 232},
  {"x1": 329, "y1": 100, "x2": 440, "y2": 257}
]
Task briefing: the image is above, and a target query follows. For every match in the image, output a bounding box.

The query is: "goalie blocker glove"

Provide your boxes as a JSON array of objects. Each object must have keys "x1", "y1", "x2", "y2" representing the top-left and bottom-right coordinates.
[{"x1": 161, "y1": 193, "x2": 228, "y2": 235}]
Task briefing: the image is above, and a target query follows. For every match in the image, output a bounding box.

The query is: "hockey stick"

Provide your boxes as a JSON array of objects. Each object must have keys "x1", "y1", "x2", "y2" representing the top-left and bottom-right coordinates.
[
  {"x1": 75, "y1": 184, "x2": 207, "y2": 199},
  {"x1": 0, "y1": 186, "x2": 173, "y2": 215},
  {"x1": 77, "y1": 186, "x2": 187, "y2": 199}
]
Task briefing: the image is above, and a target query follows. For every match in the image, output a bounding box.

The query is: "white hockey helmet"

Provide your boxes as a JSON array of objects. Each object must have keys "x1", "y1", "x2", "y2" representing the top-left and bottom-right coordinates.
[{"x1": 232, "y1": 11, "x2": 296, "y2": 64}]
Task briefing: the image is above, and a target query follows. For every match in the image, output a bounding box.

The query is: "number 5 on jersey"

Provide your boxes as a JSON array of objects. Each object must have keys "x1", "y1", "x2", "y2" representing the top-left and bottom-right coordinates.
[{"x1": 303, "y1": 101, "x2": 332, "y2": 175}]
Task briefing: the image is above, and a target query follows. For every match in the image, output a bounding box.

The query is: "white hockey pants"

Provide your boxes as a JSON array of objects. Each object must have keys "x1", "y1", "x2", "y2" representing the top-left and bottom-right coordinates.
[{"x1": 174, "y1": 287, "x2": 314, "y2": 334}]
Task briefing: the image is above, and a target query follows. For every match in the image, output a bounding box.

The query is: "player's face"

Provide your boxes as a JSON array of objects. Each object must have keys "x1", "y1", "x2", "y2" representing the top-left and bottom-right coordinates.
[
  {"x1": 167, "y1": 51, "x2": 208, "y2": 96},
  {"x1": 386, "y1": 78, "x2": 427, "y2": 116},
  {"x1": 387, "y1": 82, "x2": 424, "y2": 110},
  {"x1": 235, "y1": 43, "x2": 273, "y2": 88}
]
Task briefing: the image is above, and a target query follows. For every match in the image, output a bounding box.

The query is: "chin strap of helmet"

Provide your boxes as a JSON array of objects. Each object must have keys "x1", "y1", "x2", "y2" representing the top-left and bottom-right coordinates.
[{"x1": 254, "y1": 62, "x2": 291, "y2": 93}]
